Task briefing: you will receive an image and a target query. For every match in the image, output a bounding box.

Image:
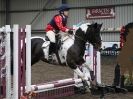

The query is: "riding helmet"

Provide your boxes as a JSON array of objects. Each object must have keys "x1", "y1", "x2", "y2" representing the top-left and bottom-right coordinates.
[{"x1": 58, "y1": 4, "x2": 70, "y2": 13}]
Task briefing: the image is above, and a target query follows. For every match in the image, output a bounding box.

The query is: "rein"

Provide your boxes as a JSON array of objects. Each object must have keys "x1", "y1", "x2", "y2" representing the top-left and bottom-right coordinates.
[
  {"x1": 57, "y1": 33, "x2": 88, "y2": 43},
  {"x1": 68, "y1": 33, "x2": 88, "y2": 43}
]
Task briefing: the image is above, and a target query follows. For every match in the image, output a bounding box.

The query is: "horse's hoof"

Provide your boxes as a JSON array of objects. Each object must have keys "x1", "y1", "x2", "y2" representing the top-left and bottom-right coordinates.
[
  {"x1": 100, "y1": 96, "x2": 105, "y2": 99},
  {"x1": 115, "y1": 86, "x2": 128, "y2": 94},
  {"x1": 82, "y1": 80, "x2": 90, "y2": 88},
  {"x1": 74, "y1": 86, "x2": 87, "y2": 94}
]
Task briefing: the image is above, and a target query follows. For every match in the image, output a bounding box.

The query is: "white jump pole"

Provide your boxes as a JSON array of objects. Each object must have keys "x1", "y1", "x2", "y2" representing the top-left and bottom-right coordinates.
[
  {"x1": 5, "y1": 25, "x2": 12, "y2": 99},
  {"x1": 13, "y1": 25, "x2": 19, "y2": 99},
  {"x1": 25, "y1": 25, "x2": 31, "y2": 93},
  {"x1": 89, "y1": 44, "x2": 94, "y2": 71},
  {"x1": 30, "y1": 78, "x2": 85, "y2": 92},
  {"x1": 96, "y1": 51, "x2": 101, "y2": 84}
]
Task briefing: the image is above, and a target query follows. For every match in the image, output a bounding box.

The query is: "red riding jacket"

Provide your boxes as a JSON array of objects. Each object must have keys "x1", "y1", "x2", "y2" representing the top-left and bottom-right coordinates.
[{"x1": 46, "y1": 14, "x2": 70, "y2": 33}]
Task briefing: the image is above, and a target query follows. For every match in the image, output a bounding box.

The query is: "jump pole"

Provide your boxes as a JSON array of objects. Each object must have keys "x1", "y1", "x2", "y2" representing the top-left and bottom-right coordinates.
[
  {"x1": 30, "y1": 78, "x2": 85, "y2": 92},
  {"x1": 13, "y1": 25, "x2": 19, "y2": 99},
  {"x1": 84, "y1": 44, "x2": 101, "y2": 84},
  {"x1": 96, "y1": 51, "x2": 101, "y2": 84},
  {"x1": 25, "y1": 25, "x2": 31, "y2": 93},
  {"x1": 5, "y1": 25, "x2": 12, "y2": 99},
  {"x1": 0, "y1": 25, "x2": 12, "y2": 99},
  {"x1": 0, "y1": 24, "x2": 101, "y2": 99}
]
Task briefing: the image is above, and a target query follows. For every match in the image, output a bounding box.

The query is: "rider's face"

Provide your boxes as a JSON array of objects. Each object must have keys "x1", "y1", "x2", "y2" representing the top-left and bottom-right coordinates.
[{"x1": 63, "y1": 11, "x2": 69, "y2": 16}]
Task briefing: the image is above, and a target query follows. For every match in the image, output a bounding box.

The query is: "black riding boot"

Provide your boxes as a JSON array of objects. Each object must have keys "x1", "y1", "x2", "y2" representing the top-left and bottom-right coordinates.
[{"x1": 48, "y1": 42, "x2": 56, "y2": 60}]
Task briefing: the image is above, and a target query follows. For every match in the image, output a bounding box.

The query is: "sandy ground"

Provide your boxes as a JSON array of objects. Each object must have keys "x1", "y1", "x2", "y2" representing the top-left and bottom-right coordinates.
[{"x1": 31, "y1": 56, "x2": 133, "y2": 99}]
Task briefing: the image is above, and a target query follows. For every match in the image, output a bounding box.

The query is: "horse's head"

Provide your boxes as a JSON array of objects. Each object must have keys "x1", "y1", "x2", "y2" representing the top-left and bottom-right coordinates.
[
  {"x1": 123, "y1": 22, "x2": 133, "y2": 41},
  {"x1": 85, "y1": 22, "x2": 102, "y2": 50}
]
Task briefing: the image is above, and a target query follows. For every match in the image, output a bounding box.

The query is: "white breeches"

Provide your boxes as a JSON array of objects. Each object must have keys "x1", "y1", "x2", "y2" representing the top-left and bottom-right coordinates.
[{"x1": 46, "y1": 31, "x2": 56, "y2": 43}]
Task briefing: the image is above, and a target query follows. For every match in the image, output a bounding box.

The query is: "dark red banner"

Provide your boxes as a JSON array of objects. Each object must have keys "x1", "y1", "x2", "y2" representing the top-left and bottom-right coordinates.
[{"x1": 86, "y1": 7, "x2": 115, "y2": 19}]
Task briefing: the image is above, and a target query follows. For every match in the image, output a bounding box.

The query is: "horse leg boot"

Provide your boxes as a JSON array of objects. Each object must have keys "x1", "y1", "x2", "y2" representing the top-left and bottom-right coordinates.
[
  {"x1": 74, "y1": 67, "x2": 91, "y2": 90},
  {"x1": 82, "y1": 63, "x2": 97, "y2": 87},
  {"x1": 82, "y1": 63, "x2": 95, "y2": 80}
]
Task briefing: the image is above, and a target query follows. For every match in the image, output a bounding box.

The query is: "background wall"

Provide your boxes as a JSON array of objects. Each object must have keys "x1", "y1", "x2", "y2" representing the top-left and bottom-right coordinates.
[
  {"x1": 0, "y1": 0, "x2": 133, "y2": 41},
  {"x1": 0, "y1": 0, "x2": 5, "y2": 27}
]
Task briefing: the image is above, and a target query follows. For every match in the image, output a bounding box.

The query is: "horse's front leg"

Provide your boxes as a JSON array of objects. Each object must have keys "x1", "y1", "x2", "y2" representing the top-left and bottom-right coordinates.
[
  {"x1": 74, "y1": 66, "x2": 91, "y2": 89},
  {"x1": 82, "y1": 63, "x2": 95, "y2": 81}
]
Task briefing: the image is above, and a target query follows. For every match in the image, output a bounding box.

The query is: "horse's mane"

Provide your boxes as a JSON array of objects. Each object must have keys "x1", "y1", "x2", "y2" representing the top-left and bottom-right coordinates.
[
  {"x1": 125, "y1": 22, "x2": 133, "y2": 33},
  {"x1": 117, "y1": 22, "x2": 133, "y2": 75},
  {"x1": 74, "y1": 22, "x2": 91, "y2": 33}
]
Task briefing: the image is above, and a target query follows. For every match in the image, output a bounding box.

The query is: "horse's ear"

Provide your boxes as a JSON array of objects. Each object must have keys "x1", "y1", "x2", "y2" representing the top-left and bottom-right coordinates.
[
  {"x1": 99, "y1": 23, "x2": 103, "y2": 29},
  {"x1": 94, "y1": 23, "x2": 98, "y2": 28},
  {"x1": 88, "y1": 22, "x2": 97, "y2": 28},
  {"x1": 100, "y1": 23, "x2": 103, "y2": 26}
]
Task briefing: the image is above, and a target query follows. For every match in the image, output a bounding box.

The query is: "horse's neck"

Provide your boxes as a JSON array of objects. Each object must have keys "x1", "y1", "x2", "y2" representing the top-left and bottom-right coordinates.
[
  {"x1": 62, "y1": 33, "x2": 86, "y2": 58},
  {"x1": 74, "y1": 38, "x2": 86, "y2": 48},
  {"x1": 73, "y1": 40, "x2": 86, "y2": 59},
  {"x1": 58, "y1": 34, "x2": 86, "y2": 63}
]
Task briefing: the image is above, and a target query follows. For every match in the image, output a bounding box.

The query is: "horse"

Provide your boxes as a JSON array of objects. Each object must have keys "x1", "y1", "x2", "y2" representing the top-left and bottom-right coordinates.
[
  {"x1": 31, "y1": 22, "x2": 102, "y2": 88},
  {"x1": 114, "y1": 22, "x2": 133, "y2": 88},
  {"x1": 31, "y1": 22, "x2": 102, "y2": 66},
  {"x1": 5, "y1": 22, "x2": 102, "y2": 88},
  {"x1": 123, "y1": 22, "x2": 133, "y2": 42}
]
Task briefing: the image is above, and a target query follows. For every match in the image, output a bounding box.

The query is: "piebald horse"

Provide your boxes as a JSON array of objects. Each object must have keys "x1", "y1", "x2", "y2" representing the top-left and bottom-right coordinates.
[
  {"x1": 31, "y1": 22, "x2": 102, "y2": 88},
  {"x1": 31, "y1": 22, "x2": 102, "y2": 66}
]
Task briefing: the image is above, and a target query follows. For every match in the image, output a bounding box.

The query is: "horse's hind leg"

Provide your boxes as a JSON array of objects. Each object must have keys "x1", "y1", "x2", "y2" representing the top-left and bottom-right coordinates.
[{"x1": 31, "y1": 56, "x2": 40, "y2": 65}]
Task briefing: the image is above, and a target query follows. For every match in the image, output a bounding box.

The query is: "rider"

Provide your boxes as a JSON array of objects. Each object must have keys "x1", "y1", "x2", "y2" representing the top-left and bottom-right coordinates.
[{"x1": 45, "y1": 4, "x2": 73, "y2": 60}]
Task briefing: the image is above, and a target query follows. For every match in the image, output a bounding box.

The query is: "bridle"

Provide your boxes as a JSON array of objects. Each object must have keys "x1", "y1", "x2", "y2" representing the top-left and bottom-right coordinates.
[
  {"x1": 68, "y1": 30, "x2": 101, "y2": 50},
  {"x1": 58, "y1": 24, "x2": 101, "y2": 48},
  {"x1": 56, "y1": 32, "x2": 87, "y2": 43},
  {"x1": 68, "y1": 33, "x2": 87, "y2": 43}
]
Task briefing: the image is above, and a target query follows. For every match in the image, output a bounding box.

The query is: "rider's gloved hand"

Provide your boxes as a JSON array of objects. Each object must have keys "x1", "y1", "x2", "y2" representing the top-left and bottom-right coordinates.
[{"x1": 68, "y1": 29, "x2": 73, "y2": 35}]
